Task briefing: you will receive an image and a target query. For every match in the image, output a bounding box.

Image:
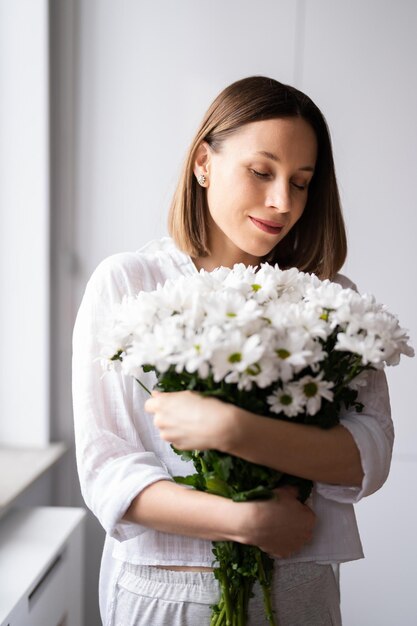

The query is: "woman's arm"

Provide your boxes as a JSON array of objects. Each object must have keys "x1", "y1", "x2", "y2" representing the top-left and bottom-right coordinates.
[
  {"x1": 146, "y1": 391, "x2": 364, "y2": 486},
  {"x1": 73, "y1": 255, "x2": 183, "y2": 543},
  {"x1": 223, "y1": 409, "x2": 363, "y2": 486},
  {"x1": 123, "y1": 479, "x2": 316, "y2": 558}
]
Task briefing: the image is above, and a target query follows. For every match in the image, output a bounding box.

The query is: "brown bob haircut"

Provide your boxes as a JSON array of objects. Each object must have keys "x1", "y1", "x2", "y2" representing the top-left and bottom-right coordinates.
[{"x1": 168, "y1": 76, "x2": 347, "y2": 280}]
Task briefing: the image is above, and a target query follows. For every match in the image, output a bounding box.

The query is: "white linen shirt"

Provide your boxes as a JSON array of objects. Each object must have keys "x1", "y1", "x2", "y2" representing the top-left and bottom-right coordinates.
[{"x1": 72, "y1": 237, "x2": 394, "y2": 569}]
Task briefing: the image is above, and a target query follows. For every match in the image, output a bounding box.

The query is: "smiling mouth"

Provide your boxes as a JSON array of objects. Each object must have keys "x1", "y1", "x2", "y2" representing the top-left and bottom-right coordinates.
[{"x1": 249, "y1": 216, "x2": 284, "y2": 235}]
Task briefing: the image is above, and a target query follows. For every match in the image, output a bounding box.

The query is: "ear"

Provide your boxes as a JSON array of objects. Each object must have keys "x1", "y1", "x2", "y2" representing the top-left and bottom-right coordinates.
[{"x1": 193, "y1": 141, "x2": 211, "y2": 180}]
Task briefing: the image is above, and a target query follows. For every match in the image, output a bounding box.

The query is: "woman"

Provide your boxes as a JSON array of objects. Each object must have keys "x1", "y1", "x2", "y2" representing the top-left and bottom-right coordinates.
[{"x1": 72, "y1": 76, "x2": 393, "y2": 625}]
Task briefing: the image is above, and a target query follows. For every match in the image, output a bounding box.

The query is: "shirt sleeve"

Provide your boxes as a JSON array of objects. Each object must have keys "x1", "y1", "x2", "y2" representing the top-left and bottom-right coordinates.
[
  {"x1": 315, "y1": 272, "x2": 394, "y2": 504},
  {"x1": 315, "y1": 359, "x2": 394, "y2": 504},
  {"x1": 72, "y1": 254, "x2": 174, "y2": 542}
]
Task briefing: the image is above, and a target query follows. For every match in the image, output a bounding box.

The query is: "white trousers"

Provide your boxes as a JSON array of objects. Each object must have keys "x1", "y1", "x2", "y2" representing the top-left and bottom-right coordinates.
[{"x1": 107, "y1": 561, "x2": 342, "y2": 626}]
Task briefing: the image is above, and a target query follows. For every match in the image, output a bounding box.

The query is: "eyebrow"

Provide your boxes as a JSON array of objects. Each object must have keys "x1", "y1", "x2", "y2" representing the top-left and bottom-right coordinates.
[{"x1": 254, "y1": 150, "x2": 315, "y2": 172}]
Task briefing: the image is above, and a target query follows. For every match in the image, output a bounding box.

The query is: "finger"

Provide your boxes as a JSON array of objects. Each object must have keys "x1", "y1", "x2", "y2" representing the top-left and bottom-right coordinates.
[
  {"x1": 158, "y1": 427, "x2": 173, "y2": 441},
  {"x1": 144, "y1": 397, "x2": 157, "y2": 413},
  {"x1": 151, "y1": 390, "x2": 161, "y2": 397},
  {"x1": 153, "y1": 416, "x2": 169, "y2": 436},
  {"x1": 153, "y1": 413, "x2": 167, "y2": 429},
  {"x1": 274, "y1": 485, "x2": 299, "y2": 499}
]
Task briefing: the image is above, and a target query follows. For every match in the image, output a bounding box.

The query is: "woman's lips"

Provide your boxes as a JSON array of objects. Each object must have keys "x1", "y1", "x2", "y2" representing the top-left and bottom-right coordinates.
[{"x1": 249, "y1": 216, "x2": 284, "y2": 235}]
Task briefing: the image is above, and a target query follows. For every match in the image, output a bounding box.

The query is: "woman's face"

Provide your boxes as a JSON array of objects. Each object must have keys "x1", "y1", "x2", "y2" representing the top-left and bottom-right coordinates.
[{"x1": 194, "y1": 117, "x2": 317, "y2": 270}]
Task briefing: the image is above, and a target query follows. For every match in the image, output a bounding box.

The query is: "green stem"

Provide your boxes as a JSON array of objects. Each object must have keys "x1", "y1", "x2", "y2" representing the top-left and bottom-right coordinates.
[
  {"x1": 134, "y1": 377, "x2": 152, "y2": 395},
  {"x1": 200, "y1": 455, "x2": 209, "y2": 474},
  {"x1": 255, "y1": 551, "x2": 276, "y2": 626},
  {"x1": 243, "y1": 578, "x2": 251, "y2": 621},
  {"x1": 218, "y1": 567, "x2": 233, "y2": 625},
  {"x1": 237, "y1": 584, "x2": 246, "y2": 626},
  {"x1": 211, "y1": 601, "x2": 226, "y2": 626}
]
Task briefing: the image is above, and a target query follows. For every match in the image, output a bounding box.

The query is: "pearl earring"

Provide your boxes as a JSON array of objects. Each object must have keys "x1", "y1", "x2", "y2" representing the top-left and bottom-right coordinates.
[{"x1": 197, "y1": 174, "x2": 207, "y2": 186}]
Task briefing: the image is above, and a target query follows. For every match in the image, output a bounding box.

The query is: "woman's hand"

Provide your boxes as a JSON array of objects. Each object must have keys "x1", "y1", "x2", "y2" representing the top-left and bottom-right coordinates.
[
  {"x1": 125, "y1": 480, "x2": 315, "y2": 559},
  {"x1": 145, "y1": 390, "x2": 234, "y2": 451},
  {"x1": 235, "y1": 486, "x2": 316, "y2": 558}
]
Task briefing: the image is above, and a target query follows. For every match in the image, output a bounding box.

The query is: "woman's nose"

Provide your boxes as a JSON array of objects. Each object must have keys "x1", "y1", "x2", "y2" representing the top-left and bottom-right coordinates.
[{"x1": 265, "y1": 180, "x2": 291, "y2": 212}]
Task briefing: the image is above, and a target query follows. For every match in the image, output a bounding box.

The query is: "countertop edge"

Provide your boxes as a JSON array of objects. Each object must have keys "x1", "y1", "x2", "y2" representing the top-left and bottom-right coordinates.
[{"x1": 0, "y1": 442, "x2": 68, "y2": 518}]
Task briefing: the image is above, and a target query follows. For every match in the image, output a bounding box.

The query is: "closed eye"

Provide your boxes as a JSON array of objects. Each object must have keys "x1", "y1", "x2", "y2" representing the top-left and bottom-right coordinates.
[
  {"x1": 291, "y1": 181, "x2": 310, "y2": 191},
  {"x1": 250, "y1": 169, "x2": 271, "y2": 179}
]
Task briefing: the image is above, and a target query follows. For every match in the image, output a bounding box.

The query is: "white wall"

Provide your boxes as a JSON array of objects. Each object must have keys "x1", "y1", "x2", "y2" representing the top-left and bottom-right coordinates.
[
  {"x1": 298, "y1": 3, "x2": 417, "y2": 623},
  {"x1": 52, "y1": 1, "x2": 416, "y2": 624},
  {"x1": 0, "y1": 0, "x2": 49, "y2": 446}
]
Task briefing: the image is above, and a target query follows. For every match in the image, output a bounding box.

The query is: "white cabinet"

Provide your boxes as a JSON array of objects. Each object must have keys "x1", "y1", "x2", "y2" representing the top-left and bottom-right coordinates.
[{"x1": 0, "y1": 507, "x2": 86, "y2": 626}]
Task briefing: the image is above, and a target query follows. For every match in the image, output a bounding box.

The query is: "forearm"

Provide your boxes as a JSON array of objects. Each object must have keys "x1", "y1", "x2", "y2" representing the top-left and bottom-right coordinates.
[
  {"x1": 123, "y1": 479, "x2": 242, "y2": 542},
  {"x1": 123, "y1": 479, "x2": 316, "y2": 558},
  {"x1": 224, "y1": 407, "x2": 364, "y2": 486}
]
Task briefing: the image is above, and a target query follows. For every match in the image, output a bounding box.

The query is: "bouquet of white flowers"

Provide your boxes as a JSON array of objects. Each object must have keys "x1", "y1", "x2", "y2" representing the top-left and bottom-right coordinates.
[{"x1": 99, "y1": 263, "x2": 413, "y2": 626}]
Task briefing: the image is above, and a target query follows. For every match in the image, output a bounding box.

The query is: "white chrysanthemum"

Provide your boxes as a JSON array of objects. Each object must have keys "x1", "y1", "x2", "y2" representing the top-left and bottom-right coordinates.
[
  {"x1": 98, "y1": 322, "x2": 131, "y2": 364},
  {"x1": 270, "y1": 329, "x2": 314, "y2": 382},
  {"x1": 262, "y1": 301, "x2": 292, "y2": 330},
  {"x1": 233, "y1": 329, "x2": 280, "y2": 390},
  {"x1": 206, "y1": 265, "x2": 232, "y2": 283},
  {"x1": 298, "y1": 373, "x2": 334, "y2": 415},
  {"x1": 124, "y1": 315, "x2": 189, "y2": 374},
  {"x1": 335, "y1": 331, "x2": 387, "y2": 366},
  {"x1": 171, "y1": 325, "x2": 223, "y2": 378},
  {"x1": 305, "y1": 280, "x2": 352, "y2": 313},
  {"x1": 119, "y1": 351, "x2": 150, "y2": 379},
  {"x1": 245, "y1": 264, "x2": 287, "y2": 303},
  {"x1": 221, "y1": 264, "x2": 258, "y2": 296},
  {"x1": 119, "y1": 292, "x2": 159, "y2": 328},
  {"x1": 364, "y1": 311, "x2": 414, "y2": 365},
  {"x1": 284, "y1": 302, "x2": 330, "y2": 341},
  {"x1": 250, "y1": 273, "x2": 284, "y2": 304},
  {"x1": 329, "y1": 292, "x2": 377, "y2": 333},
  {"x1": 202, "y1": 291, "x2": 263, "y2": 329},
  {"x1": 270, "y1": 266, "x2": 304, "y2": 291},
  {"x1": 211, "y1": 331, "x2": 265, "y2": 383},
  {"x1": 98, "y1": 297, "x2": 148, "y2": 363},
  {"x1": 240, "y1": 359, "x2": 278, "y2": 389},
  {"x1": 332, "y1": 294, "x2": 414, "y2": 367},
  {"x1": 267, "y1": 382, "x2": 305, "y2": 417}
]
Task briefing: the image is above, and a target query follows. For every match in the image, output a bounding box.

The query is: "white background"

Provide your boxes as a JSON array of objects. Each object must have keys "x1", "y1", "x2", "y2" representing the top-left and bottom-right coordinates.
[{"x1": 2, "y1": 1, "x2": 416, "y2": 624}]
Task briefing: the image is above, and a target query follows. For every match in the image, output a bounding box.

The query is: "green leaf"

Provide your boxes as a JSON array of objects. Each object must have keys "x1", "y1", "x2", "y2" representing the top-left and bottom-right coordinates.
[
  {"x1": 173, "y1": 474, "x2": 205, "y2": 490},
  {"x1": 204, "y1": 474, "x2": 233, "y2": 498},
  {"x1": 171, "y1": 447, "x2": 195, "y2": 462},
  {"x1": 211, "y1": 454, "x2": 234, "y2": 481},
  {"x1": 232, "y1": 486, "x2": 274, "y2": 502}
]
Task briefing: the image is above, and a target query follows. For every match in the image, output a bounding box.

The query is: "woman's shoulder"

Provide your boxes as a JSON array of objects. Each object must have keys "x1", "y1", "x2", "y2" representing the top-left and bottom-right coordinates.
[
  {"x1": 87, "y1": 249, "x2": 150, "y2": 296},
  {"x1": 86, "y1": 237, "x2": 195, "y2": 298},
  {"x1": 332, "y1": 272, "x2": 358, "y2": 292}
]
